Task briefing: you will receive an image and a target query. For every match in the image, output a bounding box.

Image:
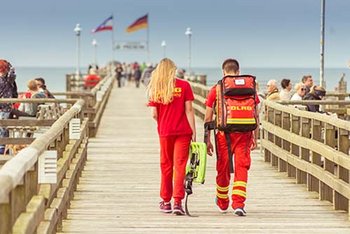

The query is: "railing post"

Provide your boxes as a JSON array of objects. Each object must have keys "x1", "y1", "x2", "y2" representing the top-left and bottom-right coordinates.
[
  {"x1": 323, "y1": 124, "x2": 336, "y2": 205},
  {"x1": 297, "y1": 117, "x2": 310, "y2": 184},
  {"x1": 264, "y1": 105, "x2": 274, "y2": 163},
  {"x1": 0, "y1": 202, "x2": 11, "y2": 234},
  {"x1": 274, "y1": 110, "x2": 283, "y2": 171},
  {"x1": 277, "y1": 111, "x2": 290, "y2": 173}
]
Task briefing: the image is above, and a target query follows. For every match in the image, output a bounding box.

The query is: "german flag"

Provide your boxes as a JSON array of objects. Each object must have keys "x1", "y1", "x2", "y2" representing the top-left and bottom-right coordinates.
[{"x1": 126, "y1": 14, "x2": 148, "y2": 33}]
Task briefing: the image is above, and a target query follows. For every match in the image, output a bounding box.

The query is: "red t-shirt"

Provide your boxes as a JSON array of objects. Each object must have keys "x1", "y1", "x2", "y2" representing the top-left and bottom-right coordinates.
[
  {"x1": 149, "y1": 78, "x2": 194, "y2": 137},
  {"x1": 205, "y1": 85, "x2": 260, "y2": 108},
  {"x1": 84, "y1": 75, "x2": 101, "y2": 88}
]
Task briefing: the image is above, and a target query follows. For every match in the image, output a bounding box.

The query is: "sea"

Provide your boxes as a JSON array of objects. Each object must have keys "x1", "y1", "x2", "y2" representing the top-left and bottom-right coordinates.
[{"x1": 14, "y1": 66, "x2": 349, "y2": 93}]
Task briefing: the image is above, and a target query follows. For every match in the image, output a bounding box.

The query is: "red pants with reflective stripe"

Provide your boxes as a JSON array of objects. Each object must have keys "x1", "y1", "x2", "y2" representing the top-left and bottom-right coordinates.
[
  {"x1": 159, "y1": 135, "x2": 191, "y2": 203},
  {"x1": 216, "y1": 131, "x2": 252, "y2": 209}
]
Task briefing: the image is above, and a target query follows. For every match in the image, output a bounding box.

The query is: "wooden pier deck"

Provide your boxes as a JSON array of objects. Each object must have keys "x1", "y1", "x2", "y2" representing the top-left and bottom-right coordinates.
[{"x1": 59, "y1": 84, "x2": 350, "y2": 233}]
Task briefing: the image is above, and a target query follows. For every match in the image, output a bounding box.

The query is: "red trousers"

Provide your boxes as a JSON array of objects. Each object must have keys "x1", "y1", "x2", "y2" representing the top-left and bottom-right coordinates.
[
  {"x1": 215, "y1": 131, "x2": 252, "y2": 209},
  {"x1": 159, "y1": 135, "x2": 191, "y2": 203}
]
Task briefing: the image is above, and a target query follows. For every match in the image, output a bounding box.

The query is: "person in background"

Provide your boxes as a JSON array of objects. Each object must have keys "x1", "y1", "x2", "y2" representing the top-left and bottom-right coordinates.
[
  {"x1": 141, "y1": 63, "x2": 154, "y2": 86},
  {"x1": 140, "y1": 62, "x2": 147, "y2": 73},
  {"x1": 0, "y1": 59, "x2": 18, "y2": 154},
  {"x1": 19, "y1": 80, "x2": 46, "y2": 117},
  {"x1": 134, "y1": 66, "x2": 142, "y2": 88},
  {"x1": 290, "y1": 83, "x2": 307, "y2": 109},
  {"x1": 175, "y1": 69, "x2": 185, "y2": 79},
  {"x1": 126, "y1": 64, "x2": 132, "y2": 82},
  {"x1": 266, "y1": 79, "x2": 280, "y2": 101},
  {"x1": 147, "y1": 58, "x2": 196, "y2": 215},
  {"x1": 279, "y1": 79, "x2": 292, "y2": 100},
  {"x1": 291, "y1": 83, "x2": 306, "y2": 101},
  {"x1": 303, "y1": 85, "x2": 326, "y2": 113},
  {"x1": 301, "y1": 75, "x2": 314, "y2": 94},
  {"x1": 83, "y1": 68, "x2": 100, "y2": 90},
  {"x1": 115, "y1": 63, "x2": 123, "y2": 88},
  {"x1": 35, "y1": 77, "x2": 55, "y2": 98}
]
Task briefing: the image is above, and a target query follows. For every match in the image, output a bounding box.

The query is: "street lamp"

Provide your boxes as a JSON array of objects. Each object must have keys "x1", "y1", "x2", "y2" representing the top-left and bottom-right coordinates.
[
  {"x1": 185, "y1": 27, "x2": 192, "y2": 74},
  {"x1": 92, "y1": 39, "x2": 98, "y2": 66},
  {"x1": 161, "y1": 40, "x2": 167, "y2": 58},
  {"x1": 319, "y1": 0, "x2": 326, "y2": 88},
  {"x1": 74, "y1": 23, "x2": 82, "y2": 77}
]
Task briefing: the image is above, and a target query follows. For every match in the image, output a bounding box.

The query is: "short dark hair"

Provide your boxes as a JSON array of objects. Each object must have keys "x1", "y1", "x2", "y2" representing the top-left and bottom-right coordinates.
[
  {"x1": 35, "y1": 77, "x2": 45, "y2": 85},
  {"x1": 222, "y1": 58, "x2": 239, "y2": 73},
  {"x1": 35, "y1": 77, "x2": 47, "y2": 89},
  {"x1": 302, "y1": 75, "x2": 312, "y2": 83},
  {"x1": 281, "y1": 79, "x2": 291, "y2": 89}
]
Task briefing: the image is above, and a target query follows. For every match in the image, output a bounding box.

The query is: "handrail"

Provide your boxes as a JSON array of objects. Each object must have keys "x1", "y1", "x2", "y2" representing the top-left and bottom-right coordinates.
[
  {"x1": 265, "y1": 100, "x2": 350, "y2": 131},
  {"x1": 0, "y1": 99, "x2": 84, "y2": 203},
  {"x1": 279, "y1": 100, "x2": 350, "y2": 105},
  {"x1": 0, "y1": 70, "x2": 114, "y2": 233},
  {"x1": 261, "y1": 100, "x2": 350, "y2": 214},
  {"x1": 0, "y1": 98, "x2": 78, "y2": 103}
]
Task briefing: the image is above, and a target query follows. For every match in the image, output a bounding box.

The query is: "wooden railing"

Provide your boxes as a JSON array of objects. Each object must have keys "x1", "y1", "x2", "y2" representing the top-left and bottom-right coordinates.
[
  {"x1": 0, "y1": 73, "x2": 114, "y2": 233},
  {"x1": 261, "y1": 100, "x2": 350, "y2": 217},
  {"x1": 0, "y1": 99, "x2": 88, "y2": 233},
  {"x1": 59, "y1": 74, "x2": 114, "y2": 136},
  {"x1": 190, "y1": 80, "x2": 350, "y2": 217},
  {"x1": 66, "y1": 65, "x2": 110, "y2": 92},
  {"x1": 190, "y1": 81, "x2": 209, "y2": 120}
]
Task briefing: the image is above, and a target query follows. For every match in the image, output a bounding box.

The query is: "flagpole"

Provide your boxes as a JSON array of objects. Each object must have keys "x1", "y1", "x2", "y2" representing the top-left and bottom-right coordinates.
[
  {"x1": 147, "y1": 14, "x2": 150, "y2": 62},
  {"x1": 111, "y1": 14, "x2": 115, "y2": 63}
]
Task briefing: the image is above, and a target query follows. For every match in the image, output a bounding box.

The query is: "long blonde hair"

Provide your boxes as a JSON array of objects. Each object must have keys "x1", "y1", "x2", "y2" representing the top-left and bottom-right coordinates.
[{"x1": 147, "y1": 58, "x2": 176, "y2": 104}]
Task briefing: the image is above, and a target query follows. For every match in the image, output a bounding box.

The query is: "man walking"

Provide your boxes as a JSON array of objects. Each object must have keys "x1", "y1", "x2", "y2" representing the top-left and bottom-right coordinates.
[{"x1": 204, "y1": 58, "x2": 259, "y2": 216}]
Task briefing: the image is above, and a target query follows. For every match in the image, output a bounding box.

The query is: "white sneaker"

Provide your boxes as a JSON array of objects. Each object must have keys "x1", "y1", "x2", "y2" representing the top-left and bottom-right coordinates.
[{"x1": 233, "y1": 208, "x2": 246, "y2": 216}]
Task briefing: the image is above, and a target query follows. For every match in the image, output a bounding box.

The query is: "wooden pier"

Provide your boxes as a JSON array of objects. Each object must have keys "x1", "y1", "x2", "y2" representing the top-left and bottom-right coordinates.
[
  {"x1": 1, "y1": 73, "x2": 350, "y2": 233},
  {"x1": 59, "y1": 85, "x2": 350, "y2": 233}
]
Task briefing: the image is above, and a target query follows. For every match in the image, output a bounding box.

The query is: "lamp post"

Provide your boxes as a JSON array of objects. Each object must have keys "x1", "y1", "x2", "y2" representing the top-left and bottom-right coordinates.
[
  {"x1": 319, "y1": 0, "x2": 326, "y2": 88},
  {"x1": 74, "y1": 24, "x2": 82, "y2": 77},
  {"x1": 161, "y1": 40, "x2": 167, "y2": 58},
  {"x1": 92, "y1": 39, "x2": 98, "y2": 66},
  {"x1": 185, "y1": 27, "x2": 192, "y2": 75}
]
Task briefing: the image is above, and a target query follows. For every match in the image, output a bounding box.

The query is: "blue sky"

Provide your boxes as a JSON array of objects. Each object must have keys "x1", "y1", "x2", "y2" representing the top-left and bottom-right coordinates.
[{"x1": 1, "y1": 0, "x2": 350, "y2": 68}]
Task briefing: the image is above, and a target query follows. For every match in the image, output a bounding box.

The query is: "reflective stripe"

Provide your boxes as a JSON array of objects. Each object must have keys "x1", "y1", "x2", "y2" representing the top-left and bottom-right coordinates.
[
  {"x1": 227, "y1": 118, "x2": 256, "y2": 124},
  {"x1": 216, "y1": 192, "x2": 229, "y2": 199},
  {"x1": 216, "y1": 184, "x2": 229, "y2": 192},
  {"x1": 232, "y1": 189, "x2": 246, "y2": 198},
  {"x1": 233, "y1": 181, "x2": 247, "y2": 187}
]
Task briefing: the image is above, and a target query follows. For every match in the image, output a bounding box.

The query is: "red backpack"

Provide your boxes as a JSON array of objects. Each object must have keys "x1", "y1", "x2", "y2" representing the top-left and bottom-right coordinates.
[{"x1": 214, "y1": 75, "x2": 258, "y2": 132}]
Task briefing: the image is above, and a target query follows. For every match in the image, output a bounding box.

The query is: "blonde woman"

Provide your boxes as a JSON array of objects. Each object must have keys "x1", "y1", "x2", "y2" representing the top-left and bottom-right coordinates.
[
  {"x1": 291, "y1": 83, "x2": 307, "y2": 110},
  {"x1": 147, "y1": 58, "x2": 196, "y2": 215}
]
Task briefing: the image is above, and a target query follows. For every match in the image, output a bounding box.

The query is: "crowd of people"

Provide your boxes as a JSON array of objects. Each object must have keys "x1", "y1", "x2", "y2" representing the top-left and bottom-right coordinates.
[
  {"x1": 262, "y1": 75, "x2": 327, "y2": 113},
  {"x1": 0, "y1": 59, "x2": 54, "y2": 154},
  {"x1": 115, "y1": 62, "x2": 156, "y2": 88}
]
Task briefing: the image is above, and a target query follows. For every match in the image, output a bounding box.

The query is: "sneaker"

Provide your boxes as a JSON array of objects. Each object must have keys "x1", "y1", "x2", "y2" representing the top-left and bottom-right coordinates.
[
  {"x1": 233, "y1": 207, "x2": 246, "y2": 216},
  {"x1": 159, "y1": 201, "x2": 172, "y2": 213},
  {"x1": 215, "y1": 197, "x2": 228, "y2": 213},
  {"x1": 173, "y1": 202, "x2": 185, "y2": 215}
]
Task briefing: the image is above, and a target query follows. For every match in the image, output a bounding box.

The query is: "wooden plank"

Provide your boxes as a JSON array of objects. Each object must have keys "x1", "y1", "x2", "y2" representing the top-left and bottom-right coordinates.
[
  {"x1": 0, "y1": 119, "x2": 55, "y2": 127},
  {"x1": 262, "y1": 121, "x2": 350, "y2": 171},
  {"x1": 0, "y1": 138, "x2": 34, "y2": 145}
]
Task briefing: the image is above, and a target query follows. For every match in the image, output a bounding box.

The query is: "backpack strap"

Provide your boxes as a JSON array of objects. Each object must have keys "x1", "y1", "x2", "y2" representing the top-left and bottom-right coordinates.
[{"x1": 225, "y1": 132, "x2": 234, "y2": 174}]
